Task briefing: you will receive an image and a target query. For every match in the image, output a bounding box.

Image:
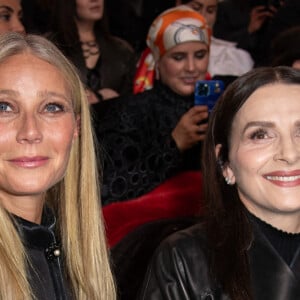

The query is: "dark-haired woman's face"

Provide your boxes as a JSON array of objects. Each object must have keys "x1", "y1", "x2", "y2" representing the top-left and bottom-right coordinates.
[
  {"x1": 76, "y1": 0, "x2": 103, "y2": 22},
  {"x1": 184, "y1": 0, "x2": 218, "y2": 28},
  {"x1": 222, "y1": 83, "x2": 300, "y2": 232},
  {"x1": 0, "y1": 0, "x2": 24, "y2": 34}
]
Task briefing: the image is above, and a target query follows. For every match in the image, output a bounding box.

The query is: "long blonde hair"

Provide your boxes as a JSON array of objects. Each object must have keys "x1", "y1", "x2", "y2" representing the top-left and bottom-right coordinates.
[{"x1": 0, "y1": 32, "x2": 116, "y2": 299}]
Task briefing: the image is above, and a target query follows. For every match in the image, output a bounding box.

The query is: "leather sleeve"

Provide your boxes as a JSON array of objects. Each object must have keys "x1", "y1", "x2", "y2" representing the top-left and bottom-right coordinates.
[{"x1": 138, "y1": 225, "x2": 219, "y2": 299}]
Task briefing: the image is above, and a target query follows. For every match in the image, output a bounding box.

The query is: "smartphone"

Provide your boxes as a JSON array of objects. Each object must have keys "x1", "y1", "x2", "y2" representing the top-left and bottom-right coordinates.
[{"x1": 194, "y1": 80, "x2": 224, "y2": 112}]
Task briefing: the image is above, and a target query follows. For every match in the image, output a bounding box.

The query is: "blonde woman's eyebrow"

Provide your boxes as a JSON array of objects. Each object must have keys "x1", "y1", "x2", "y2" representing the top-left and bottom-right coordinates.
[
  {"x1": 37, "y1": 90, "x2": 72, "y2": 104},
  {"x1": 0, "y1": 89, "x2": 19, "y2": 97}
]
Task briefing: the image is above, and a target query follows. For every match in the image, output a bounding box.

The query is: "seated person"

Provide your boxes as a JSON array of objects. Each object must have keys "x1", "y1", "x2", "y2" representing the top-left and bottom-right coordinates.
[
  {"x1": 270, "y1": 25, "x2": 300, "y2": 69},
  {"x1": 134, "y1": 0, "x2": 253, "y2": 94},
  {"x1": 139, "y1": 66, "x2": 300, "y2": 299},
  {"x1": 46, "y1": 0, "x2": 137, "y2": 102},
  {"x1": 0, "y1": 0, "x2": 24, "y2": 34},
  {"x1": 0, "y1": 32, "x2": 115, "y2": 299},
  {"x1": 93, "y1": 6, "x2": 211, "y2": 205},
  {"x1": 213, "y1": 0, "x2": 285, "y2": 66}
]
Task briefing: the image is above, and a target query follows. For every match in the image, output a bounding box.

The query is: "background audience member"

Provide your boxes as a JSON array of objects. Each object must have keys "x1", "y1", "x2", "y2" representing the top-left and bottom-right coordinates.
[
  {"x1": 182, "y1": 0, "x2": 254, "y2": 78},
  {"x1": 0, "y1": 0, "x2": 25, "y2": 34},
  {"x1": 270, "y1": 26, "x2": 300, "y2": 69},
  {"x1": 139, "y1": 66, "x2": 300, "y2": 299},
  {"x1": 93, "y1": 6, "x2": 211, "y2": 204},
  {"x1": 48, "y1": 0, "x2": 137, "y2": 102},
  {"x1": 134, "y1": 0, "x2": 253, "y2": 94},
  {"x1": 0, "y1": 32, "x2": 115, "y2": 299},
  {"x1": 265, "y1": 0, "x2": 300, "y2": 45},
  {"x1": 213, "y1": 0, "x2": 284, "y2": 66},
  {"x1": 107, "y1": 0, "x2": 175, "y2": 55}
]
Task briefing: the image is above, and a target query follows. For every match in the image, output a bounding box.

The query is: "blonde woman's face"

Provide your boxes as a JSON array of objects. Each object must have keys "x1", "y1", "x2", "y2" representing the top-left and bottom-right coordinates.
[
  {"x1": 157, "y1": 41, "x2": 209, "y2": 96},
  {"x1": 0, "y1": 53, "x2": 78, "y2": 208},
  {"x1": 0, "y1": 0, "x2": 24, "y2": 34},
  {"x1": 76, "y1": 0, "x2": 104, "y2": 22}
]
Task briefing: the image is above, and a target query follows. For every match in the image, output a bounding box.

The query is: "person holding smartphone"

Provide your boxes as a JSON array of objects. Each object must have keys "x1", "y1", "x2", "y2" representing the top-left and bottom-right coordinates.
[{"x1": 92, "y1": 6, "x2": 211, "y2": 205}]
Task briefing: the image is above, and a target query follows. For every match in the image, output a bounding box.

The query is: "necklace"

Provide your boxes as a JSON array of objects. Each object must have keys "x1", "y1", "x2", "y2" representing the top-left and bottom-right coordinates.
[{"x1": 81, "y1": 40, "x2": 100, "y2": 59}]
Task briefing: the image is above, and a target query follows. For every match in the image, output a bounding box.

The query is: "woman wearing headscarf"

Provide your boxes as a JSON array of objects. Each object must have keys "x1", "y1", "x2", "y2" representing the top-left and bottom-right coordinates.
[{"x1": 93, "y1": 5, "x2": 211, "y2": 205}]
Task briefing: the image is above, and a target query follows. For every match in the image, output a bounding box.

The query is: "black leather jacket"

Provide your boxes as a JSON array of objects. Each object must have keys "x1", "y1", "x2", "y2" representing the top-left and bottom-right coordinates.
[
  {"x1": 139, "y1": 223, "x2": 300, "y2": 300},
  {"x1": 15, "y1": 208, "x2": 72, "y2": 299}
]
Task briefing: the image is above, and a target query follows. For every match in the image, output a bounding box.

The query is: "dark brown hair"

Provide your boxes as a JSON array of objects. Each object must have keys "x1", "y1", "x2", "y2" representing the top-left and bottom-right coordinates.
[
  {"x1": 47, "y1": 0, "x2": 110, "y2": 51},
  {"x1": 202, "y1": 66, "x2": 300, "y2": 299}
]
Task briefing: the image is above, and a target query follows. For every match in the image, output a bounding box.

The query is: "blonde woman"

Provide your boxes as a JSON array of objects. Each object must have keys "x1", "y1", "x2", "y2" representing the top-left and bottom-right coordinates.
[{"x1": 0, "y1": 32, "x2": 115, "y2": 299}]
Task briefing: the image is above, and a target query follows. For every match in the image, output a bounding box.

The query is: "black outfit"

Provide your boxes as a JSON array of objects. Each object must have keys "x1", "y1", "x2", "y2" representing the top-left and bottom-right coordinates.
[
  {"x1": 138, "y1": 214, "x2": 300, "y2": 299},
  {"x1": 213, "y1": 0, "x2": 300, "y2": 66},
  {"x1": 213, "y1": 0, "x2": 266, "y2": 65},
  {"x1": 52, "y1": 34, "x2": 136, "y2": 98},
  {"x1": 111, "y1": 217, "x2": 201, "y2": 300},
  {"x1": 15, "y1": 208, "x2": 72, "y2": 299},
  {"x1": 92, "y1": 81, "x2": 202, "y2": 205}
]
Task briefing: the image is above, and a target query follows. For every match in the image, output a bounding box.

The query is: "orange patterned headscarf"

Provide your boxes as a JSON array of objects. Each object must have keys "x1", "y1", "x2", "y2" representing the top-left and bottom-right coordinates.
[{"x1": 147, "y1": 5, "x2": 211, "y2": 61}]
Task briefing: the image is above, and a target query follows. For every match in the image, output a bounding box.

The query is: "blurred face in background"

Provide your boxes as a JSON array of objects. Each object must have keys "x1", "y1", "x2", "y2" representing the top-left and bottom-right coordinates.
[
  {"x1": 0, "y1": 0, "x2": 24, "y2": 34},
  {"x1": 157, "y1": 41, "x2": 209, "y2": 96},
  {"x1": 184, "y1": 0, "x2": 218, "y2": 28},
  {"x1": 76, "y1": 0, "x2": 104, "y2": 22}
]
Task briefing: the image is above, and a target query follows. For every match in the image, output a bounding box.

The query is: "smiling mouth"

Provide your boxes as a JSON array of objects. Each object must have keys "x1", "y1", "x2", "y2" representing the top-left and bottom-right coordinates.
[
  {"x1": 182, "y1": 77, "x2": 197, "y2": 84},
  {"x1": 9, "y1": 157, "x2": 49, "y2": 168},
  {"x1": 265, "y1": 175, "x2": 300, "y2": 182}
]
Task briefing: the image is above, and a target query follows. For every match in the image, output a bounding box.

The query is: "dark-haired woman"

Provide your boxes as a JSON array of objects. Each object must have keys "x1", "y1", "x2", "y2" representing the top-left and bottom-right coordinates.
[
  {"x1": 48, "y1": 0, "x2": 137, "y2": 101},
  {"x1": 139, "y1": 66, "x2": 300, "y2": 299}
]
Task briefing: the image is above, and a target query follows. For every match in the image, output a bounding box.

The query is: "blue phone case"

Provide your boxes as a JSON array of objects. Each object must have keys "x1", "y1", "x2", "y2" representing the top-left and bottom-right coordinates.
[{"x1": 194, "y1": 80, "x2": 224, "y2": 112}]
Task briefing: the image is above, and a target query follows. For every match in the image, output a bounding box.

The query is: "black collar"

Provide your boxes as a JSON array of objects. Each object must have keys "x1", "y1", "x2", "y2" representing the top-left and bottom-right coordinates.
[{"x1": 13, "y1": 207, "x2": 57, "y2": 250}]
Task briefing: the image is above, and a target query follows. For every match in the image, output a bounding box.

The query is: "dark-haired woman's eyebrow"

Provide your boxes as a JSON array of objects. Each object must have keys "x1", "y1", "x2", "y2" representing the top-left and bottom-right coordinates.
[{"x1": 0, "y1": 6, "x2": 13, "y2": 12}]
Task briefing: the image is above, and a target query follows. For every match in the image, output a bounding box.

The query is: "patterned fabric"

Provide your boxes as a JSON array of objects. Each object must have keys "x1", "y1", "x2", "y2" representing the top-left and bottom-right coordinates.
[
  {"x1": 147, "y1": 5, "x2": 211, "y2": 62},
  {"x1": 133, "y1": 47, "x2": 211, "y2": 94},
  {"x1": 133, "y1": 47, "x2": 155, "y2": 94},
  {"x1": 92, "y1": 81, "x2": 203, "y2": 205}
]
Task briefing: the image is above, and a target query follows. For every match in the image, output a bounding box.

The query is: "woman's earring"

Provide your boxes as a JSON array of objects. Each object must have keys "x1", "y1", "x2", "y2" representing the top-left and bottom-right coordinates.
[{"x1": 225, "y1": 177, "x2": 232, "y2": 185}]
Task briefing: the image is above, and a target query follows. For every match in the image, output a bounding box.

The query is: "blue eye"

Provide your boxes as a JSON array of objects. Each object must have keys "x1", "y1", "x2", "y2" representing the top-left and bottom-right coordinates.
[
  {"x1": 0, "y1": 102, "x2": 12, "y2": 112},
  {"x1": 45, "y1": 103, "x2": 64, "y2": 113}
]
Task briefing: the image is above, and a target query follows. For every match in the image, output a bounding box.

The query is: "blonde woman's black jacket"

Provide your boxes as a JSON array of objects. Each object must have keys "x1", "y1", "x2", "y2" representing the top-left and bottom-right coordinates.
[
  {"x1": 15, "y1": 208, "x2": 72, "y2": 299},
  {"x1": 139, "y1": 222, "x2": 300, "y2": 299}
]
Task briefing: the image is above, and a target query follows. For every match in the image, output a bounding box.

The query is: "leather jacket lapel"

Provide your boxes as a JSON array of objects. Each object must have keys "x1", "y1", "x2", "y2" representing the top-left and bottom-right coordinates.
[{"x1": 249, "y1": 227, "x2": 300, "y2": 300}]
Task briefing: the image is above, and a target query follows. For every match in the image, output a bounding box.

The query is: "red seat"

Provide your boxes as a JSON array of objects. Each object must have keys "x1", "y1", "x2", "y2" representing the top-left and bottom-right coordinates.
[{"x1": 102, "y1": 171, "x2": 204, "y2": 247}]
